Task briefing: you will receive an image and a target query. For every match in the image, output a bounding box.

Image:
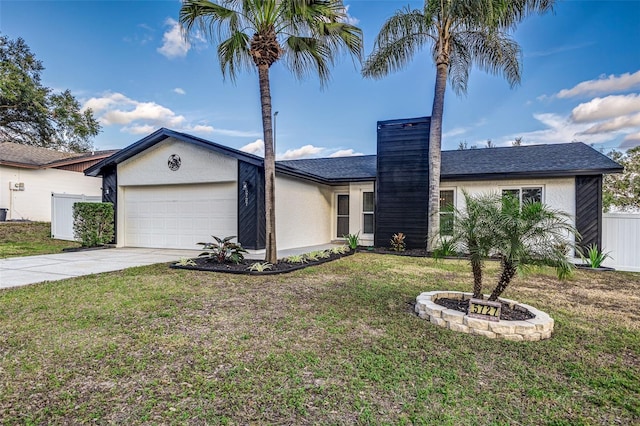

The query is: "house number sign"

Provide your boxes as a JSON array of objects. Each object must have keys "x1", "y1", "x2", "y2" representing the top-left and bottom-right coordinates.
[
  {"x1": 467, "y1": 298, "x2": 501, "y2": 322},
  {"x1": 168, "y1": 154, "x2": 181, "y2": 171}
]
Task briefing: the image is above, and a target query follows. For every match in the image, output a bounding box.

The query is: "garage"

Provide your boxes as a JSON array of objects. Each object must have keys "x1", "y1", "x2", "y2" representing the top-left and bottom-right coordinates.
[{"x1": 123, "y1": 183, "x2": 237, "y2": 249}]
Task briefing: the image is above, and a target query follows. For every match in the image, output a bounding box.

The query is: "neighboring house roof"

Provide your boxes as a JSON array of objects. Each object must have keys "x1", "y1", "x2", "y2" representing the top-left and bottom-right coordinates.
[
  {"x1": 85, "y1": 128, "x2": 623, "y2": 183},
  {"x1": 0, "y1": 141, "x2": 117, "y2": 171}
]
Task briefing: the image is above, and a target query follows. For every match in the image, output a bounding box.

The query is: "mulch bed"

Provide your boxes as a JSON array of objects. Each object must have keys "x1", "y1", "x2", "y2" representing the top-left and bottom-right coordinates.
[
  {"x1": 434, "y1": 297, "x2": 535, "y2": 321},
  {"x1": 170, "y1": 250, "x2": 353, "y2": 275},
  {"x1": 359, "y1": 247, "x2": 430, "y2": 257}
]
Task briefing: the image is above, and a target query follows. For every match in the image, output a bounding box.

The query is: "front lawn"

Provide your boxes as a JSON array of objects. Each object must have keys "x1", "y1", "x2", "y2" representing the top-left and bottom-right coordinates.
[
  {"x1": 0, "y1": 255, "x2": 638, "y2": 424},
  {"x1": 0, "y1": 222, "x2": 80, "y2": 258}
]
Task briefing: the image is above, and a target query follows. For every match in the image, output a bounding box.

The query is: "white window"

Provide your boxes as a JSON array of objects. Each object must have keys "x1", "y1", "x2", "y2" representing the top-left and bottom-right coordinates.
[
  {"x1": 501, "y1": 186, "x2": 543, "y2": 204},
  {"x1": 439, "y1": 189, "x2": 455, "y2": 236},
  {"x1": 362, "y1": 191, "x2": 374, "y2": 234}
]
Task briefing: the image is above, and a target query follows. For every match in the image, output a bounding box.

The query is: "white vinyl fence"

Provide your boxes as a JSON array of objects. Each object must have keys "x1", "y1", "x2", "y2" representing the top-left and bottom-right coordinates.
[
  {"x1": 602, "y1": 213, "x2": 640, "y2": 272},
  {"x1": 51, "y1": 193, "x2": 102, "y2": 241}
]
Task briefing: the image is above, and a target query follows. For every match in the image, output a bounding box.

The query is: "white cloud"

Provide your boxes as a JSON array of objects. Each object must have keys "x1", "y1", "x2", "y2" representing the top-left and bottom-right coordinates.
[
  {"x1": 556, "y1": 70, "x2": 640, "y2": 98},
  {"x1": 329, "y1": 149, "x2": 363, "y2": 157},
  {"x1": 498, "y1": 113, "x2": 619, "y2": 146},
  {"x1": 443, "y1": 127, "x2": 467, "y2": 138},
  {"x1": 342, "y1": 5, "x2": 360, "y2": 25},
  {"x1": 121, "y1": 124, "x2": 156, "y2": 135},
  {"x1": 580, "y1": 112, "x2": 640, "y2": 135},
  {"x1": 240, "y1": 139, "x2": 264, "y2": 156},
  {"x1": 571, "y1": 94, "x2": 640, "y2": 122},
  {"x1": 279, "y1": 144, "x2": 323, "y2": 160},
  {"x1": 157, "y1": 18, "x2": 190, "y2": 59},
  {"x1": 621, "y1": 132, "x2": 640, "y2": 149},
  {"x1": 173, "y1": 87, "x2": 186, "y2": 95},
  {"x1": 185, "y1": 124, "x2": 215, "y2": 133},
  {"x1": 84, "y1": 92, "x2": 184, "y2": 127},
  {"x1": 211, "y1": 128, "x2": 262, "y2": 138}
]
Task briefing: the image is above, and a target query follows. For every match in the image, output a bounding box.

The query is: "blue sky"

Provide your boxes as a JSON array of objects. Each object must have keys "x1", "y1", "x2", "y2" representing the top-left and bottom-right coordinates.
[{"x1": 1, "y1": 0, "x2": 639, "y2": 158}]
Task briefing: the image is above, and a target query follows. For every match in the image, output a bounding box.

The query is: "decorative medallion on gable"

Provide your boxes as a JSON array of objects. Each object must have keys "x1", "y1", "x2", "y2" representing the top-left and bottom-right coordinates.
[{"x1": 168, "y1": 154, "x2": 181, "y2": 171}]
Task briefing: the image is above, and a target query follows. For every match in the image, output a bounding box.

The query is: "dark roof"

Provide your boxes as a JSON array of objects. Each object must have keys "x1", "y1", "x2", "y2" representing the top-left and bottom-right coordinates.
[
  {"x1": 86, "y1": 129, "x2": 623, "y2": 183},
  {"x1": 0, "y1": 142, "x2": 117, "y2": 169},
  {"x1": 440, "y1": 142, "x2": 623, "y2": 180},
  {"x1": 278, "y1": 155, "x2": 377, "y2": 182},
  {"x1": 280, "y1": 142, "x2": 622, "y2": 182}
]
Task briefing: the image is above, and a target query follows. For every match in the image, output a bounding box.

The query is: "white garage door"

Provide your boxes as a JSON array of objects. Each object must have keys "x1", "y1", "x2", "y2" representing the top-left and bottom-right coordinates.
[{"x1": 123, "y1": 183, "x2": 237, "y2": 249}]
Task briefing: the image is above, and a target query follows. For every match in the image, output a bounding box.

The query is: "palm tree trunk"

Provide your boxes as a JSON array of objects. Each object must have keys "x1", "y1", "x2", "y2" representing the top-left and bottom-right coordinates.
[
  {"x1": 427, "y1": 62, "x2": 448, "y2": 251},
  {"x1": 258, "y1": 64, "x2": 277, "y2": 264},
  {"x1": 471, "y1": 259, "x2": 483, "y2": 299},
  {"x1": 489, "y1": 258, "x2": 517, "y2": 301}
]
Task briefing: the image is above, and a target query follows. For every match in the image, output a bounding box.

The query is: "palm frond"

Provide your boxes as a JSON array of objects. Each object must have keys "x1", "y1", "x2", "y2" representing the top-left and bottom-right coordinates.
[
  {"x1": 461, "y1": 29, "x2": 522, "y2": 88},
  {"x1": 217, "y1": 31, "x2": 253, "y2": 81},
  {"x1": 284, "y1": 36, "x2": 332, "y2": 84},
  {"x1": 362, "y1": 7, "x2": 432, "y2": 79}
]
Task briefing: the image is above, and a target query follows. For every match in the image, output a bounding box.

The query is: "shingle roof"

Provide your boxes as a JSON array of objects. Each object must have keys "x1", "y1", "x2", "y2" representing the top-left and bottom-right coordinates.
[
  {"x1": 440, "y1": 142, "x2": 622, "y2": 179},
  {"x1": 278, "y1": 155, "x2": 377, "y2": 181},
  {"x1": 0, "y1": 142, "x2": 117, "y2": 169},
  {"x1": 0, "y1": 142, "x2": 79, "y2": 167},
  {"x1": 279, "y1": 142, "x2": 622, "y2": 182}
]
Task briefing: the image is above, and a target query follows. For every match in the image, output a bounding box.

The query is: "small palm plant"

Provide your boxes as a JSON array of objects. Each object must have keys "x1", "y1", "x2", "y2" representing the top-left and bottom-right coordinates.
[
  {"x1": 488, "y1": 195, "x2": 576, "y2": 301},
  {"x1": 449, "y1": 191, "x2": 501, "y2": 298}
]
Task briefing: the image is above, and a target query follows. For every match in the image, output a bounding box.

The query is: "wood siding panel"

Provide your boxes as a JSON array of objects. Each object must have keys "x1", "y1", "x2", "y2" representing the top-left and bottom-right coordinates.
[
  {"x1": 102, "y1": 166, "x2": 117, "y2": 244},
  {"x1": 575, "y1": 175, "x2": 602, "y2": 250},
  {"x1": 375, "y1": 117, "x2": 431, "y2": 249},
  {"x1": 238, "y1": 161, "x2": 265, "y2": 250}
]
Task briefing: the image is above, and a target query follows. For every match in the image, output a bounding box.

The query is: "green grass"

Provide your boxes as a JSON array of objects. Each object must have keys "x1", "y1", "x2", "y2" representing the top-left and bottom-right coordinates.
[
  {"x1": 0, "y1": 254, "x2": 638, "y2": 424},
  {"x1": 0, "y1": 222, "x2": 80, "y2": 258}
]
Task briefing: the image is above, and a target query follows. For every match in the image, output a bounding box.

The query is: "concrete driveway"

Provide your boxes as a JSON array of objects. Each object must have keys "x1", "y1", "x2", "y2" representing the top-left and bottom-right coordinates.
[
  {"x1": 0, "y1": 243, "x2": 340, "y2": 290},
  {"x1": 0, "y1": 248, "x2": 201, "y2": 290}
]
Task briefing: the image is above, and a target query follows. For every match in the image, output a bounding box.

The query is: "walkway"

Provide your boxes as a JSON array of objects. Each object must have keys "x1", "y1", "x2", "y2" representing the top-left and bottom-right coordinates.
[{"x1": 0, "y1": 243, "x2": 341, "y2": 290}]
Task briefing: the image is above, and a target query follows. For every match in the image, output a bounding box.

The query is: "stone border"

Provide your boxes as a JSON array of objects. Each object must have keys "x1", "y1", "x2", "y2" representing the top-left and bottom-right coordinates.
[{"x1": 415, "y1": 291, "x2": 554, "y2": 341}]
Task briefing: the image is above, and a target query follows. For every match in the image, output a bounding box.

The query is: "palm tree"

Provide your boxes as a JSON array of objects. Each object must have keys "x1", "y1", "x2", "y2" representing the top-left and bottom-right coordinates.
[
  {"x1": 362, "y1": 0, "x2": 554, "y2": 250},
  {"x1": 450, "y1": 191, "x2": 500, "y2": 298},
  {"x1": 180, "y1": 0, "x2": 363, "y2": 263},
  {"x1": 488, "y1": 195, "x2": 575, "y2": 301}
]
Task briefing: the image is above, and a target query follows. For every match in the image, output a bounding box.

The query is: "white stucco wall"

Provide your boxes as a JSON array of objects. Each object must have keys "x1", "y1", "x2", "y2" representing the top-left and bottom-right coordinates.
[
  {"x1": 0, "y1": 166, "x2": 102, "y2": 221},
  {"x1": 275, "y1": 175, "x2": 335, "y2": 250},
  {"x1": 441, "y1": 177, "x2": 576, "y2": 224},
  {"x1": 118, "y1": 138, "x2": 238, "y2": 186}
]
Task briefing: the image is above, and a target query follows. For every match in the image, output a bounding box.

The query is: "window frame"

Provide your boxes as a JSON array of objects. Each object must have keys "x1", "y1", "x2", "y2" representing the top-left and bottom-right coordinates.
[
  {"x1": 439, "y1": 188, "x2": 456, "y2": 237},
  {"x1": 362, "y1": 191, "x2": 374, "y2": 235},
  {"x1": 500, "y1": 186, "x2": 544, "y2": 205},
  {"x1": 336, "y1": 193, "x2": 350, "y2": 238}
]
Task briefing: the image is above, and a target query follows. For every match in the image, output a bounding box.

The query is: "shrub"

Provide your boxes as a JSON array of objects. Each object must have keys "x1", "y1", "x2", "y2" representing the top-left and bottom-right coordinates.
[
  {"x1": 285, "y1": 254, "x2": 307, "y2": 264},
  {"x1": 72, "y1": 202, "x2": 114, "y2": 247},
  {"x1": 248, "y1": 262, "x2": 273, "y2": 272},
  {"x1": 578, "y1": 243, "x2": 611, "y2": 268},
  {"x1": 432, "y1": 237, "x2": 458, "y2": 259},
  {"x1": 344, "y1": 232, "x2": 359, "y2": 250},
  {"x1": 390, "y1": 232, "x2": 406, "y2": 252},
  {"x1": 198, "y1": 236, "x2": 247, "y2": 264}
]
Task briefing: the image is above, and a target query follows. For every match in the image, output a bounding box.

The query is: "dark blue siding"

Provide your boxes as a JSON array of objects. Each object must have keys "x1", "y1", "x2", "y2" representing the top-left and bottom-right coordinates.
[
  {"x1": 102, "y1": 166, "x2": 117, "y2": 244},
  {"x1": 575, "y1": 175, "x2": 602, "y2": 250},
  {"x1": 374, "y1": 117, "x2": 431, "y2": 249},
  {"x1": 238, "y1": 161, "x2": 266, "y2": 250}
]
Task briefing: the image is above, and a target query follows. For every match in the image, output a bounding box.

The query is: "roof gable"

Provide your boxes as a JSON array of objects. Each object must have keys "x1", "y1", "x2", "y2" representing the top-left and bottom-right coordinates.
[{"x1": 85, "y1": 128, "x2": 263, "y2": 176}]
